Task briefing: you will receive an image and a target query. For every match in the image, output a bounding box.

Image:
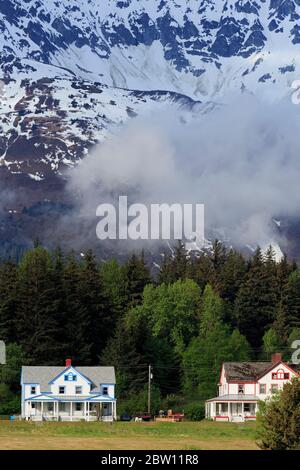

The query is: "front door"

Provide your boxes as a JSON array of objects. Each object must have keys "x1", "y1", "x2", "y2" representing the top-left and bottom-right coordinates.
[
  {"x1": 231, "y1": 403, "x2": 242, "y2": 416},
  {"x1": 102, "y1": 403, "x2": 111, "y2": 416}
]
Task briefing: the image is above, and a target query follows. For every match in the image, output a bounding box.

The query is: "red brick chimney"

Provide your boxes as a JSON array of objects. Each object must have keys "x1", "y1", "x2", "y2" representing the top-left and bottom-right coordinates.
[
  {"x1": 271, "y1": 353, "x2": 282, "y2": 364},
  {"x1": 65, "y1": 358, "x2": 72, "y2": 367}
]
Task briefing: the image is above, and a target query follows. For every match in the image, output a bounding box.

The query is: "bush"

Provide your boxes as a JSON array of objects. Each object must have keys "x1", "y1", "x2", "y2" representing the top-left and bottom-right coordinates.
[
  {"x1": 117, "y1": 386, "x2": 161, "y2": 418},
  {"x1": 184, "y1": 403, "x2": 205, "y2": 421},
  {"x1": 257, "y1": 378, "x2": 300, "y2": 450},
  {"x1": 0, "y1": 384, "x2": 20, "y2": 415}
]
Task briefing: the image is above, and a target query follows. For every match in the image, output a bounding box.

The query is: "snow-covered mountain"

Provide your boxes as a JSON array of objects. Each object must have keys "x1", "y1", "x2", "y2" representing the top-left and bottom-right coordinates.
[
  {"x1": 0, "y1": 0, "x2": 299, "y2": 257},
  {"x1": 1, "y1": 0, "x2": 300, "y2": 178}
]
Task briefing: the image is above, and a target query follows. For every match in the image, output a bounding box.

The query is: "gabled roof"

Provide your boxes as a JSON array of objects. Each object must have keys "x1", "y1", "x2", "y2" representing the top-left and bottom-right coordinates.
[
  {"x1": 21, "y1": 366, "x2": 115, "y2": 393},
  {"x1": 48, "y1": 366, "x2": 92, "y2": 385},
  {"x1": 223, "y1": 361, "x2": 299, "y2": 382}
]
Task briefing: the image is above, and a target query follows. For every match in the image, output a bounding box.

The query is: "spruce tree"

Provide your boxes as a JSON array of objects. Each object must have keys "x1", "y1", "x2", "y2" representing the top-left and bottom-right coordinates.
[
  {"x1": 234, "y1": 248, "x2": 278, "y2": 348},
  {"x1": 63, "y1": 252, "x2": 92, "y2": 364},
  {"x1": 15, "y1": 246, "x2": 60, "y2": 363},
  {"x1": 100, "y1": 320, "x2": 144, "y2": 397},
  {"x1": 123, "y1": 252, "x2": 151, "y2": 308},
  {"x1": 0, "y1": 260, "x2": 18, "y2": 343}
]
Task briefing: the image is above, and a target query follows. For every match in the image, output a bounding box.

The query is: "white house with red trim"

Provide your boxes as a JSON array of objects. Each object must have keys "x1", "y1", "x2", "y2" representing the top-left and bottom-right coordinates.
[
  {"x1": 205, "y1": 353, "x2": 300, "y2": 422},
  {"x1": 21, "y1": 359, "x2": 116, "y2": 422}
]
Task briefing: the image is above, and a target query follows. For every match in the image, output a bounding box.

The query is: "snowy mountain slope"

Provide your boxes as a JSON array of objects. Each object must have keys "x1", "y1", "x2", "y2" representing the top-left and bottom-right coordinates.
[
  {"x1": 1, "y1": 0, "x2": 300, "y2": 181},
  {"x1": 1, "y1": 0, "x2": 300, "y2": 98},
  {"x1": 0, "y1": 1, "x2": 300, "y2": 257}
]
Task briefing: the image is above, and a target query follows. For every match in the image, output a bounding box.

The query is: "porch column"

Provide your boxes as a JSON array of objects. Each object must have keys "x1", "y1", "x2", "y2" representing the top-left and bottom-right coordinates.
[
  {"x1": 70, "y1": 402, "x2": 73, "y2": 421},
  {"x1": 87, "y1": 402, "x2": 90, "y2": 422},
  {"x1": 41, "y1": 401, "x2": 44, "y2": 418},
  {"x1": 228, "y1": 402, "x2": 231, "y2": 422},
  {"x1": 56, "y1": 401, "x2": 59, "y2": 420},
  {"x1": 28, "y1": 401, "x2": 31, "y2": 420},
  {"x1": 84, "y1": 402, "x2": 87, "y2": 421}
]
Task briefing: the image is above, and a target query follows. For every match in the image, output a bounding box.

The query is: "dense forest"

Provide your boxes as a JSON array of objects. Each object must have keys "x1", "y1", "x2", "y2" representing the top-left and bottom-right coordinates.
[{"x1": 1, "y1": 241, "x2": 300, "y2": 417}]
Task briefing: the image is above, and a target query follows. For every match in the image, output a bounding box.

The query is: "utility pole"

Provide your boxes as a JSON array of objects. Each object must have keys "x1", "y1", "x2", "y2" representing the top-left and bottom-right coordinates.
[{"x1": 148, "y1": 364, "x2": 152, "y2": 416}]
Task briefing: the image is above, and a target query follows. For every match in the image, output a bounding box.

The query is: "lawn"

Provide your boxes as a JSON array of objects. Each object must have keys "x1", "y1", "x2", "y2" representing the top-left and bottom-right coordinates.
[{"x1": 0, "y1": 420, "x2": 258, "y2": 450}]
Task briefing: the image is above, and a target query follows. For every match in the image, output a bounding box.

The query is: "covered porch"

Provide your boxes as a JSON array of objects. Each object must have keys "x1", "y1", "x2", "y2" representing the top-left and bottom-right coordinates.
[
  {"x1": 26, "y1": 396, "x2": 116, "y2": 422},
  {"x1": 205, "y1": 395, "x2": 259, "y2": 422}
]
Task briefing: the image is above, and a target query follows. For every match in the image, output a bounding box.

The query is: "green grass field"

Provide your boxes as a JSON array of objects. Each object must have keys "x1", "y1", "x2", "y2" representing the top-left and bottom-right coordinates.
[{"x1": 0, "y1": 420, "x2": 258, "y2": 450}]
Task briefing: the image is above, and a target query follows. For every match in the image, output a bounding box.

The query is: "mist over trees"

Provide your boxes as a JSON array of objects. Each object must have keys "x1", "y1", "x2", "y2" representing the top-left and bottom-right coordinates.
[{"x1": 1, "y1": 241, "x2": 300, "y2": 415}]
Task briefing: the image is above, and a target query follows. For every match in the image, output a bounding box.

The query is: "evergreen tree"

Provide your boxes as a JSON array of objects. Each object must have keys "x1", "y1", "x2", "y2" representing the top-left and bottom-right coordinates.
[
  {"x1": 190, "y1": 253, "x2": 215, "y2": 291},
  {"x1": 282, "y1": 270, "x2": 300, "y2": 329},
  {"x1": 100, "y1": 320, "x2": 144, "y2": 397},
  {"x1": 15, "y1": 247, "x2": 60, "y2": 363},
  {"x1": 78, "y1": 250, "x2": 111, "y2": 363},
  {"x1": 63, "y1": 252, "x2": 92, "y2": 364},
  {"x1": 234, "y1": 248, "x2": 278, "y2": 348},
  {"x1": 123, "y1": 252, "x2": 152, "y2": 308},
  {"x1": 220, "y1": 249, "x2": 247, "y2": 303},
  {"x1": 0, "y1": 260, "x2": 18, "y2": 343}
]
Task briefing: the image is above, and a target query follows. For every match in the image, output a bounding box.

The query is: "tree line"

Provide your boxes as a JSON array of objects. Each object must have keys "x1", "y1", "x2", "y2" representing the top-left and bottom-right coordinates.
[{"x1": 1, "y1": 240, "x2": 300, "y2": 415}]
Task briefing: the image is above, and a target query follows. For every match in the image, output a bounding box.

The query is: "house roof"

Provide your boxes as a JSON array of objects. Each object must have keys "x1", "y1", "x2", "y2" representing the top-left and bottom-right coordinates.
[
  {"x1": 21, "y1": 366, "x2": 115, "y2": 392},
  {"x1": 223, "y1": 361, "x2": 299, "y2": 382},
  {"x1": 206, "y1": 394, "x2": 259, "y2": 402}
]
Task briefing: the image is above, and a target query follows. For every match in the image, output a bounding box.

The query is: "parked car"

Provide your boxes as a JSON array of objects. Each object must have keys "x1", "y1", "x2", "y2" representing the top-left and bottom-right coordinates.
[{"x1": 120, "y1": 413, "x2": 132, "y2": 421}]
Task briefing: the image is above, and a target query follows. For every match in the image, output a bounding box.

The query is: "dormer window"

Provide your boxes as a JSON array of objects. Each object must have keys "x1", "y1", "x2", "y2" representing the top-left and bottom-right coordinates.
[
  {"x1": 31, "y1": 386, "x2": 36, "y2": 395},
  {"x1": 272, "y1": 369, "x2": 289, "y2": 380},
  {"x1": 102, "y1": 386, "x2": 108, "y2": 396},
  {"x1": 238, "y1": 384, "x2": 245, "y2": 395},
  {"x1": 64, "y1": 372, "x2": 77, "y2": 381}
]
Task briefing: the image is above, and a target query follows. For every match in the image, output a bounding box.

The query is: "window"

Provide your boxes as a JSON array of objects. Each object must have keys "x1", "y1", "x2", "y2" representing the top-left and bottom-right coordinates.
[
  {"x1": 76, "y1": 403, "x2": 82, "y2": 412},
  {"x1": 75, "y1": 386, "x2": 82, "y2": 394},
  {"x1": 59, "y1": 402, "x2": 66, "y2": 412},
  {"x1": 64, "y1": 372, "x2": 77, "y2": 381},
  {"x1": 259, "y1": 384, "x2": 266, "y2": 394},
  {"x1": 238, "y1": 384, "x2": 245, "y2": 395},
  {"x1": 271, "y1": 384, "x2": 278, "y2": 393},
  {"x1": 272, "y1": 369, "x2": 289, "y2": 380},
  {"x1": 244, "y1": 403, "x2": 251, "y2": 412},
  {"x1": 48, "y1": 403, "x2": 53, "y2": 412},
  {"x1": 102, "y1": 386, "x2": 108, "y2": 396},
  {"x1": 220, "y1": 403, "x2": 228, "y2": 413},
  {"x1": 30, "y1": 386, "x2": 36, "y2": 395},
  {"x1": 31, "y1": 403, "x2": 36, "y2": 409},
  {"x1": 59, "y1": 386, "x2": 65, "y2": 394}
]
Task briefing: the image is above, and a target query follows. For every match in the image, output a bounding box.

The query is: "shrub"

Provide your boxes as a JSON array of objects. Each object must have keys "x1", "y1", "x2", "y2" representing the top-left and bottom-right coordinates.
[
  {"x1": 0, "y1": 384, "x2": 20, "y2": 415},
  {"x1": 117, "y1": 386, "x2": 161, "y2": 418},
  {"x1": 184, "y1": 403, "x2": 205, "y2": 421}
]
